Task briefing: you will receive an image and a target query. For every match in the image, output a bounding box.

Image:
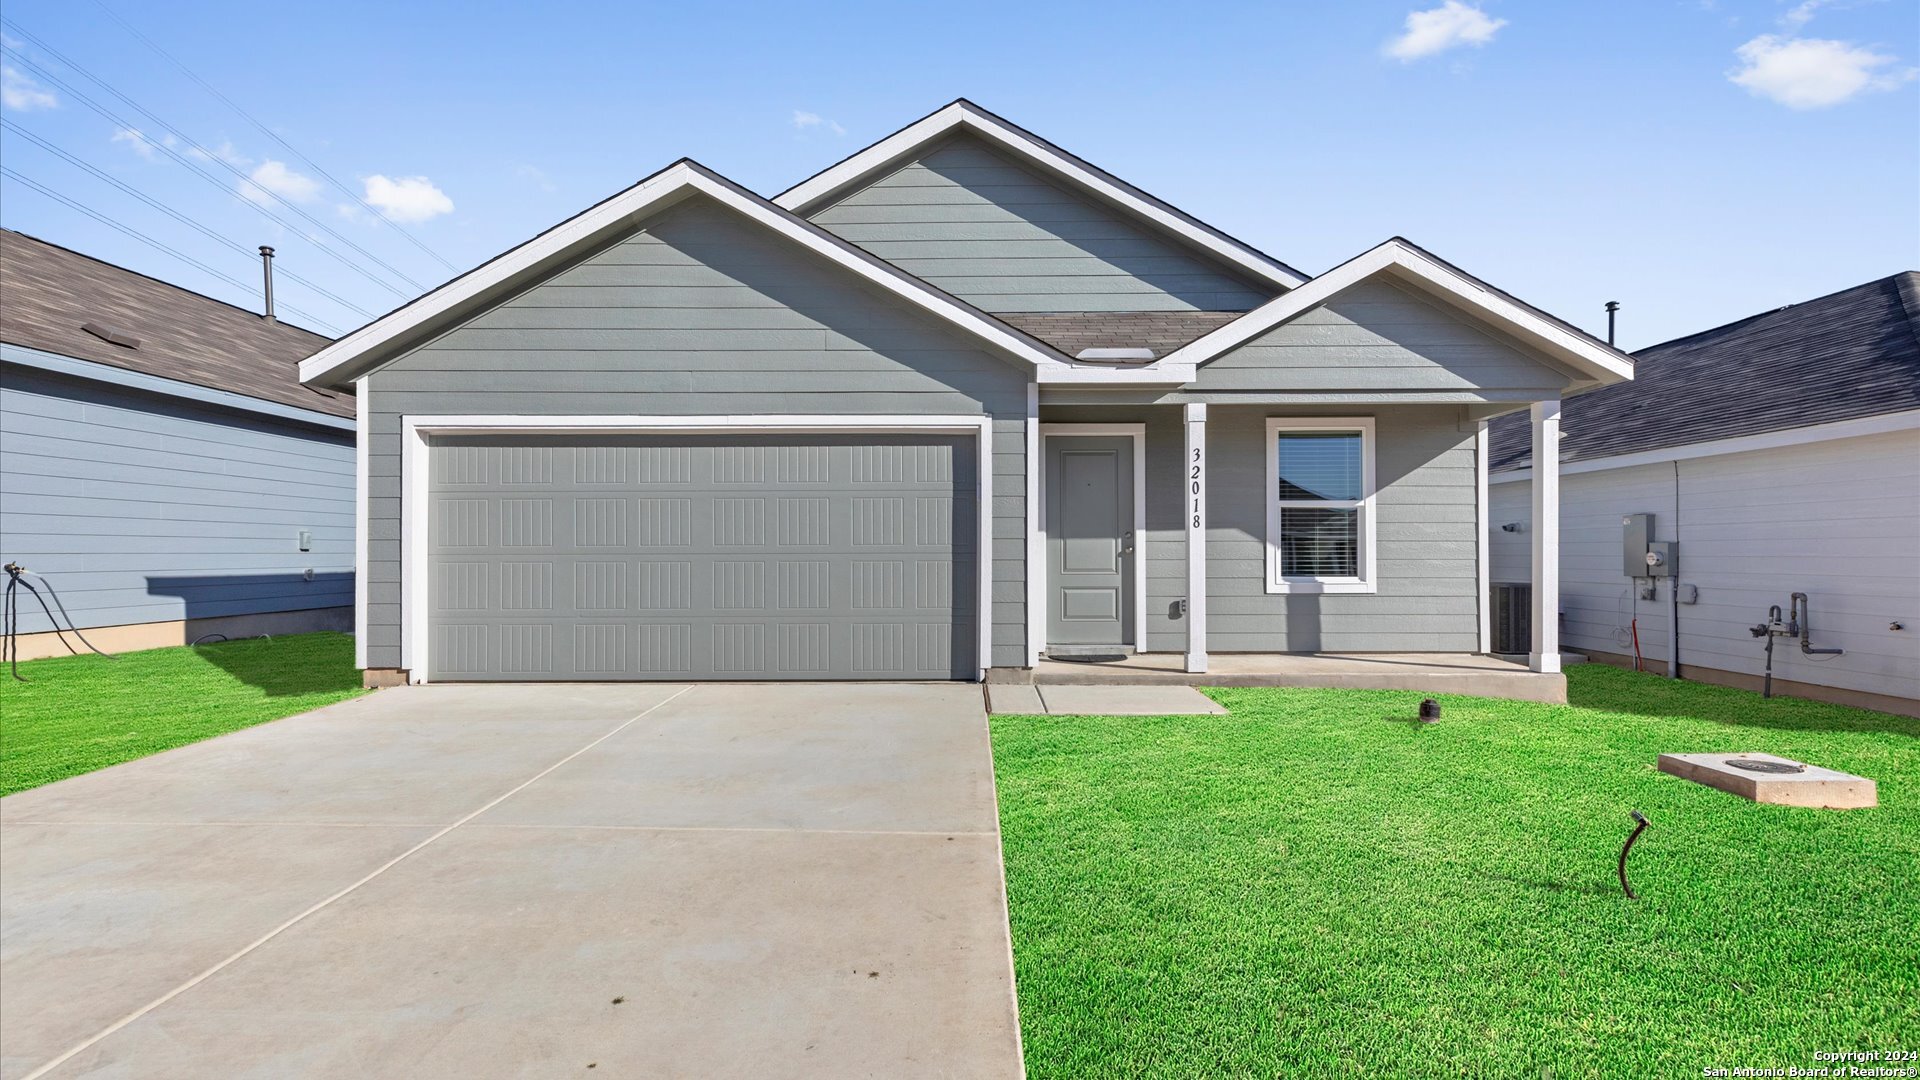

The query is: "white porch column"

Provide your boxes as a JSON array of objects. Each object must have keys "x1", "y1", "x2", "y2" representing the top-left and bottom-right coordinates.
[
  {"x1": 1529, "y1": 399, "x2": 1561, "y2": 674},
  {"x1": 1184, "y1": 402, "x2": 1208, "y2": 673}
]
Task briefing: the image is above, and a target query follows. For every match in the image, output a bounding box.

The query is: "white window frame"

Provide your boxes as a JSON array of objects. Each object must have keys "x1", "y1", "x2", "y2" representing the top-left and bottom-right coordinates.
[{"x1": 1265, "y1": 416, "x2": 1377, "y2": 595}]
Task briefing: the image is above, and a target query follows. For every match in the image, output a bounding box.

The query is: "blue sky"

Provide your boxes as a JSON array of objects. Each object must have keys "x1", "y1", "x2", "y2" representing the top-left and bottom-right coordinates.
[{"x1": 2, "y1": 0, "x2": 1914, "y2": 349}]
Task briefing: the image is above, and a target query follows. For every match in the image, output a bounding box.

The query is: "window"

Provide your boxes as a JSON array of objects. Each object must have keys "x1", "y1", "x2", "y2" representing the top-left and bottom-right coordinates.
[{"x1": 1265, "y1": 417, "x2": 1376, "y2": 594}]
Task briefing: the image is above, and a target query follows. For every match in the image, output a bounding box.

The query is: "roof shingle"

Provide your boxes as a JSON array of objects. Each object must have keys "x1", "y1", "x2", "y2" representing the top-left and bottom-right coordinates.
[
  {"x1": 0, "y1": 228, "x2": 349, "y2": 418},
  {"x1": 996, "y1": 311, "x2": 1243, "y2": 356},
  {"x1": 1488, "y1": 272, "x2": 1920, "y2": 472}
]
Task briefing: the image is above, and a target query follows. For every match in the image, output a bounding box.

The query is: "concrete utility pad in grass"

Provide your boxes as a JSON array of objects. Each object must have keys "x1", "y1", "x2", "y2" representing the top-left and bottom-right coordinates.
[
  {"x1": 1658, "y1": 752, "x2": 1878, "y2": 809},
  {"x1": 988, "y1": 683, "x2": 1226, "y2": 716}
]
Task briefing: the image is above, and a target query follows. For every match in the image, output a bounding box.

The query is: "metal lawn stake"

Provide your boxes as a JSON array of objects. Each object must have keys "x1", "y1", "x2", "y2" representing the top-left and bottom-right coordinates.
[{"x1": 1618, "y1": 811, "x2": 1650, "y2": 900}]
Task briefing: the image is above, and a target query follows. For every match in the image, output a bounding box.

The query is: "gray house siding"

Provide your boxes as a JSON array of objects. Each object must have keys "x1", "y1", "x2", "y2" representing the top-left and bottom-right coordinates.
[
  {"x1": 0, "y1": 362, "x2": 354, "y2": 632},
  {"x1": 1490, "y1": 429, "x2": 1920, "y2": 703},
  {"x1": 362, "y1": 195, "x2": 1030, "y2": 671},
  {"x1": 1191, "y1": 278, "x2": 1577, "y2": 395},
  {"x1": 1205, "y1": 405, "x2": 1480, "y2": 652},
  {"x1": 807, "y1": 134, "x2": 1275, "y2": 313}
]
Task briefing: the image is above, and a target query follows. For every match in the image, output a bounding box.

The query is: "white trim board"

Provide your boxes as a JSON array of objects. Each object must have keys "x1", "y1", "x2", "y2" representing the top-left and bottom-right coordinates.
[
  {"x1": 398, "y1": 413, "x2": 994, "y2": 684},
  {"x1": 1183, "y1": 402, "x2": 1208, "y2": 673},
  {"x1": 1489, "y1": 409, "x2": 1920, "y2": 483},
  {"x1": 774, "y1": 99, "x2": 1308, "y2": 291},
  {"x1": 353, "y1": 377, "x2": 370, "y2": 670},
  {"x1": 1265, "y1": 417, "x2": 1378, "y2": 595},
  {"x1": 1037, "y1": 423, "x2": 1149, "y2": 654},
  {"x1": 1161, "y1": 239, "x2": 1635, "y2": 386},
  {"x1": 1024, "y1": 384, "x2": 1043, "y2": 667},
  {"x1": 300, "y1": 160, "x2": 1074, "y2": 389}
]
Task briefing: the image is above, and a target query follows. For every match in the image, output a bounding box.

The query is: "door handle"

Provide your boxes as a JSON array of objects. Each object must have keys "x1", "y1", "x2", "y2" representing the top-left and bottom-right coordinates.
[{"x1": 1121, "y1": 530, "x2": 1134, "y2": 555}]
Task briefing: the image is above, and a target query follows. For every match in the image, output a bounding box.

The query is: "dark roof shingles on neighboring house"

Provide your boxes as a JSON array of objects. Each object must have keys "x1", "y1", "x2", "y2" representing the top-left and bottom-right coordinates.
[
  {"x1": 1488, "y1": 271, "x2": 1920, "y2": 472},
  {"x1": 0, "y1": 229, "x2": 350, "y2": 418},
  {"x1": 997, "y1": 311, "x2": 1243, "y2": 356}
]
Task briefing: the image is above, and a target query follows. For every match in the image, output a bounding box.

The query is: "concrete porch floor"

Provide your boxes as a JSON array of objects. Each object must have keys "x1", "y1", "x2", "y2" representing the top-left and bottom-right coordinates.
[{"x1": 1031, "y1": 652, "x2": 1567, "y2": 703}]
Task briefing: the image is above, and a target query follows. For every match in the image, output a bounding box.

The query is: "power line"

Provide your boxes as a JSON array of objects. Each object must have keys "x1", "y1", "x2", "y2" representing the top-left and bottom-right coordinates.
[
  {"x1": 0, "y1": 20, "x2": 429, "y2": 295},
  {"x1": 0, "y1": 43, "x2": 409, "y2": 300},
  {"x1": 87, "y1": 0, "x2": 460, "y2": 274},
  {"x1": 2, "y1": 118, "x2": 375, "y2": 319},
  {"x1": 2, "y1": 166, "x2": 342, "y2": 333}
]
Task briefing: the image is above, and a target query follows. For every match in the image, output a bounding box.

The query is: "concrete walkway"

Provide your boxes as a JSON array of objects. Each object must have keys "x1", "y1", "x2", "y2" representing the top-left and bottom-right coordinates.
[
  {"x1": 0, "y1": 684, "x2": 1022, "y2": 1079},
  {"x1": 986, "y1": 683, "x2": 1226, "y2": 716}
]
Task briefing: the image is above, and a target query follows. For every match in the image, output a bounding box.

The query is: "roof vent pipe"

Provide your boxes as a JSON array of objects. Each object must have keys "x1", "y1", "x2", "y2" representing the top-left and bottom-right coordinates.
[
  {"x1": 1605, "y1": 300, "x2": 1620, "y2": 346},
  {"x1": 259, "y1": 245, "x2": 276, "y2": 323}
]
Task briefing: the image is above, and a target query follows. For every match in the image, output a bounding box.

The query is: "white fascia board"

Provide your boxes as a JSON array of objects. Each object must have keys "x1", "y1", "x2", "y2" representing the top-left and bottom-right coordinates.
[
  {"x1": 774, "y1": 101, "x2": 1308, "y2": 292},
  {"x1": 1036, "y1": 361, "x2": 1196, "y2": 385},
  {"x1": 1161, "y1": 240, "x2": 1635, "y2": 385},
  {"x1": 300, "y1": 161, "x2": 1071, "y2": 389},
  {"x1": 1488, "y1": 408, "x2": 1920, "y2": 484}
]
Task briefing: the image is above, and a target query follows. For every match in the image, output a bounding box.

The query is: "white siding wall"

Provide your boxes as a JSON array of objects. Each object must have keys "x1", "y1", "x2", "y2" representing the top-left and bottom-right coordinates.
[{"x1": 1490, "y1": 429, "x2": 1920, "y2": 703}]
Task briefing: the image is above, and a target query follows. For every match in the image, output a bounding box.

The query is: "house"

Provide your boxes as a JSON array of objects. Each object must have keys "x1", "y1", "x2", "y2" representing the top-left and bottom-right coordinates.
[
  {"x1": 1488, "y1": 273, "x2": 1920, "y2": 716},
  {"x1": 297, "y1": 100, "x2": 1633, "y2": 691},
  {"x1": 1, "y1": 229, "x2": 355, "y2": 660}
]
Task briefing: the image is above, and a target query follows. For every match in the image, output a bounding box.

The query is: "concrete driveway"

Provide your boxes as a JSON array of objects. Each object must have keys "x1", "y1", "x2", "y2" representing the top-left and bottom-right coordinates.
[{"x1": 0, "y1": 683, "x2": 1022, "y2": 1079}]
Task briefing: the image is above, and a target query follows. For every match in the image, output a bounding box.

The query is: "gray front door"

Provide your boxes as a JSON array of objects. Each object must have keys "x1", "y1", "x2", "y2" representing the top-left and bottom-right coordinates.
[
  {"x1": 1045, "y1": 436, "x2": 1134, "y2": 648},
  {"x1": 426, "y1": 434, "x2": 976, "y2": 681}
]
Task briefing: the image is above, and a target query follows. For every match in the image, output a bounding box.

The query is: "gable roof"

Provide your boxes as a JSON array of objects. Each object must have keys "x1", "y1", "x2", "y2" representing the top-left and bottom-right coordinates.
[
  {"x1": 0, "y1": 228, "x2": 350, "y2": 418},
  {"x1": 298, "y1": 159, "x2": 1076, "y2": 389},
  {"x1": 773, "y1": 98, "x2": 1309, "y2": 292},
  {"x1": 1160, "y1": 237, "x2": 1636, "y2": 386},
  {"x1": 1488, "y1": 271, "x2": 1920, "y2": 472}
]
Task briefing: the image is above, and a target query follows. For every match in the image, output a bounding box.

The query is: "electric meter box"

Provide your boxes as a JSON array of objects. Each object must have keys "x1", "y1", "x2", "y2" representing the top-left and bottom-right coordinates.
[
  {"x1": 1644, "y1": 541, "x2": 1676, "y2": 578},
  {"x1": 1622, "y1": 514, "x2": 1654, "y2": 577}
]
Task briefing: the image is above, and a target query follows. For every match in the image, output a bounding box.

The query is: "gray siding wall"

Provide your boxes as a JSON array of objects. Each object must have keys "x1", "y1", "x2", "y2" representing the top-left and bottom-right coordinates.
[
  {"x1": 1191, "y1": 278, "x2": 1576, "y2": 395},
  {"x1": 363, "y1": 195, "x2": 1031, "y2": 671},
  {"x1": 0, "y1": 363, "x2": 354, "y2": 631},
  {"x1": 1205, "y1": 405, "x2": 1480, "y2": 652},
  {"x1": 1490, "y1": 430, "x2": 1920, "y2": 701},
  {"x1": 808, "y1": 134, "x2": 1274, "y2": 313}
]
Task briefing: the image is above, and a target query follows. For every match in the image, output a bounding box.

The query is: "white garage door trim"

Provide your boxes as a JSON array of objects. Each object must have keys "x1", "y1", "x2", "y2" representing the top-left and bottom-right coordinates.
[{"x1": 400, "y1": 414, "x2": 995, "y2": 684}]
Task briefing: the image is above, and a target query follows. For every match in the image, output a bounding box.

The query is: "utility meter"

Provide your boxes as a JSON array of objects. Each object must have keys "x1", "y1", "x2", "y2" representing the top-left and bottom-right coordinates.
[{"x1": 1644, "y1": 541, "x2": 1676, "y2": 578}]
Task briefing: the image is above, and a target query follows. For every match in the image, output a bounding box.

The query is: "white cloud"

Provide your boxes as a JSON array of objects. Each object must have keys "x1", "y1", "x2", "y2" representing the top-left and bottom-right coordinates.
[
  {"x1": 1, "y1": 64, "x2": 58, "y2": 111},
  {"x1": 190, "y1": 140, "x2": 251, "y2": 167},
  {"x1": 791, "y1": 109, "x2": 846, "y2": 136},
  {"x1": 515, "y1": 163, "x2": 557, "y2": 192},
  {"x1": 1780, "y1": 0, "x2": 1831, "y2": 31},
  {"x1": 362, "y1": 174, "x2": 454, "y2": 222},
  {"x1": 239, "y1": 159, "x2": 322, "y2": 206},
  {"x1": 1729, "y1": 33, "x2": 1916, "y2": 108},
  {"x1": 112, "y1": 127, "x2": 157, "y2": 159},
  {"x1": 1384, "y1": 1, "x2": 1507, "y2": 61}
]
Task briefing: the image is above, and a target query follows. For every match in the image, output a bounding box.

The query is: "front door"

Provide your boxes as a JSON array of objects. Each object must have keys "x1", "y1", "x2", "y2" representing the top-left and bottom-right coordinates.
[{"x1": 1045, "y1": 435, "x2": 1134, "y2": 648}]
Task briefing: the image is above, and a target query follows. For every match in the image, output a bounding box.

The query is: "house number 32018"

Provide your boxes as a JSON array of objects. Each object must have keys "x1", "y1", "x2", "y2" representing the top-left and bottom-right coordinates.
[{"x1": 1191, "y1": 447, "x2": 1203, "y2": 529}]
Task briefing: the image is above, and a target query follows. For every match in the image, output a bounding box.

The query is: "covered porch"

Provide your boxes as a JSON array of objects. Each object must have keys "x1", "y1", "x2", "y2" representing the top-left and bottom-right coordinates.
[{"x1": 1029, "y1": 396, "x2": 1567, "y2": 690}]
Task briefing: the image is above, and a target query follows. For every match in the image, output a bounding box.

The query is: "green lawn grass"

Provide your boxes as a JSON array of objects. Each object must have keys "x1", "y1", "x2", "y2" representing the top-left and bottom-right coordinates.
[
  {"x1": 0, "y1": 632, "x2": 366, "y2": 796},
  {"x1": 991, "y1": 665, "x2": 1919, "y2": 1078}
]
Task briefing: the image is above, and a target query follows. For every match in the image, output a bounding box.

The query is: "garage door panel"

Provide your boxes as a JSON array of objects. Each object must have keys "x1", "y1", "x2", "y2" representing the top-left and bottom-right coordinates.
[{"x1": 427, "y1": 434, "x2": 976, "y2": 681}]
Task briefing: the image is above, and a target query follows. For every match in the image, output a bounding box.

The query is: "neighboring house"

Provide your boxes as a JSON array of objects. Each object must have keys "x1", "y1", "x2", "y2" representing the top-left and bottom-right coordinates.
[
  {"x1": 299, "y1": 99, "x2": 1632, "y2": 687},
  {"x1": 1, "y1": 228, "x2": 355, "y2": 660},
  {"x1": 1488, "y1": 273, "x2": 1920, "y2": 716}
]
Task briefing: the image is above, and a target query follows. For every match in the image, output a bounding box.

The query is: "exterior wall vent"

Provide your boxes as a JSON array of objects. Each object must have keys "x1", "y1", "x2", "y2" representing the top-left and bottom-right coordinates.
[{"x1": 80, "y1": 322, "x2": 141, "y2": 349}]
